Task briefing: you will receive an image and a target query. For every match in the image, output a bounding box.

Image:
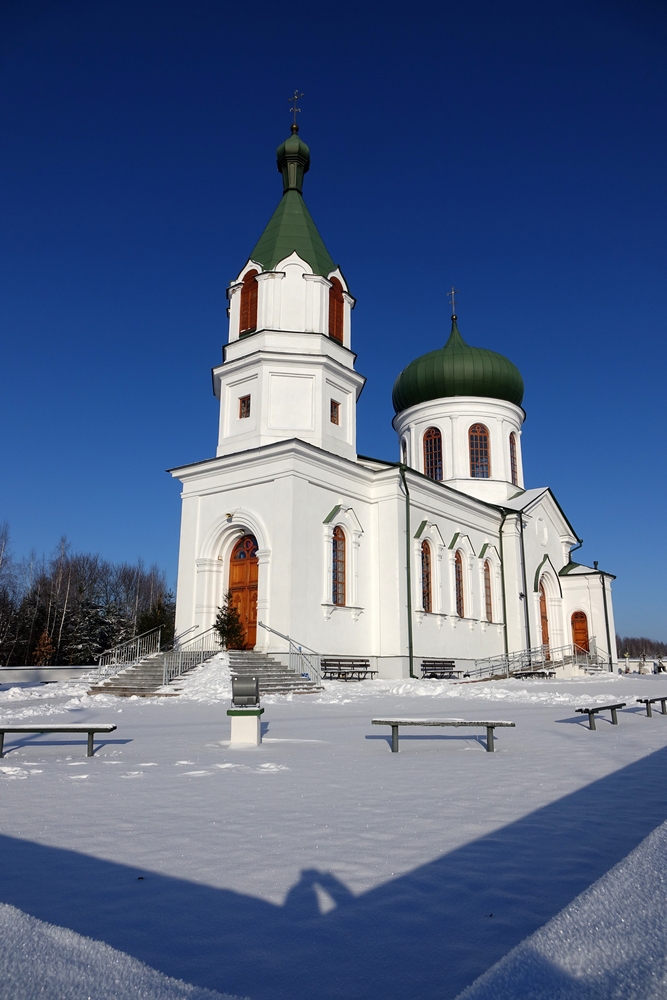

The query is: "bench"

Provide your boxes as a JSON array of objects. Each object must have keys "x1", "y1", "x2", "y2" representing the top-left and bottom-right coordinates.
[
  {"x1": 321, "y1": 658, "x2": 378, "y2": 681},
  {"x1": 420, "y1": 660, "x2": 464, "y2": 679},
  {"x1": 513, "y1": 668, "x2": 556, "y2": 679},
  {"x1": 0, "y1": 724, "x2": 118, "y2": 758},
  {"x1": 371, "y1": 717, "x2": 515, "y2": 753},
  {"x1": 575, "y1": 703, "x2": 626, "y2": 730},
  {"x1": 636, "y1": 697, "x2": 667, "y2": 718}
]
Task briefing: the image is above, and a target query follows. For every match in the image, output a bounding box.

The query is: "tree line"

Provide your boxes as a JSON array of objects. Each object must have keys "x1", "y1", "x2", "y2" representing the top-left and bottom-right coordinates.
[
  {"x1": 616, "y1": 635, "x2": 667, "y2": 660},
  {"x1": 0, "y1": 524, "x2": 175, "y2": 666}
]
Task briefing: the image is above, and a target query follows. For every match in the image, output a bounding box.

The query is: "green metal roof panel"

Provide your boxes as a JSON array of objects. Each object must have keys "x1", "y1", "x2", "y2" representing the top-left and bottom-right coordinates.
[
  {"x1": 392, "y1": 318, "x2": 524, "y2": 413},
  {"x1": 250, "y1": 190, "x2": 335, "y2": 277}
]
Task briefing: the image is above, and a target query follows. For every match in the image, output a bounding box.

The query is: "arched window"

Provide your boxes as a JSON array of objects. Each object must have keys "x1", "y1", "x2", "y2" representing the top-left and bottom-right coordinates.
[
  {"x1": 571, "y1": 611, "x2": 589, "y2": 653},
  {"x1": 421, "y1": 541, "x2": 432, "y2": 612},
  {"x1": 509, "y1": 433, "x2": 518, "y2": 487},
  {"x1": 483, "y1": 560, "x2": 493, "y2": 622},
  {"x1": 401, "y1": 438, "x2": 408, "y2": 465},
  {"x1": 329, "y1": 277, "x2": 344, "y2": 343},
  {"x1": 332, "y1": 526, "x2": 346, "y2": 606},
  {"x1": 423, "y1": 427, "x2": 443, "y2": 481},
  {"x1": 455, "y1": 551, "x2": 464, "y2": 617},
  {"x1": 539, "y1": 581, "x2": 550, "y2": 649},
  {"x1": 469, "y1": 423, "x2": 490, "y2": 478},
  {"x1": 239, "y1": 270, "x2": 258, "y2": 334}
]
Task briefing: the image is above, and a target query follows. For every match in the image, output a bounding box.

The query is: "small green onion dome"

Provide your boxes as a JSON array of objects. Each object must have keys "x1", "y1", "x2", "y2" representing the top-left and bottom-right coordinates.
[
  {"x1": 392, "y1": 316, "x2": 524, "y2": 414},
  {"x1": 276, "y1": 124, "x2": 310, "y2": 194}
]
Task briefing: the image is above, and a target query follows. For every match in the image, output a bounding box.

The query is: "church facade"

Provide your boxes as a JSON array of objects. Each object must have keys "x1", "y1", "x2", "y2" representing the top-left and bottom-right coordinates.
[{"x1": 169, "y1": 126, "x2": 617, "y2": 677}]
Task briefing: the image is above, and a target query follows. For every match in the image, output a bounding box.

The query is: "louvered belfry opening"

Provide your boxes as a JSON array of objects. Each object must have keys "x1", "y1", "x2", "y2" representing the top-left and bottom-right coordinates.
[
  {"x1": 423, "y1": 427, "x2": 443, "y2": 481},
  {"x1": 329, "y1": 277, "x2": 344, "y2": 343},
  {"x1": 240, "y1": 270, "x2": 259, "y2": 334}
]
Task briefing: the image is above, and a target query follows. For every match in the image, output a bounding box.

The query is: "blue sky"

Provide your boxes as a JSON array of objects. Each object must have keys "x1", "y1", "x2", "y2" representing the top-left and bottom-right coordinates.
[{"x1": 1, "y1": 0, "x2": 665, "y2": 636}]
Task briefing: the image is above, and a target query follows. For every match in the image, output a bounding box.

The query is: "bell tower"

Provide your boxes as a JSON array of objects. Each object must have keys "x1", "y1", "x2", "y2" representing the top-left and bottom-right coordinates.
[{"x1": 212, "y1": 125, "x2": 365, "y2": 462}]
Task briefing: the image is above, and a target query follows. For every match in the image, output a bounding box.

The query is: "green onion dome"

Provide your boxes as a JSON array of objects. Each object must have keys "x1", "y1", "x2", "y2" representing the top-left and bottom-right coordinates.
[{"x1": 392, "y1": 316, "x2": 524, "y2": 414}]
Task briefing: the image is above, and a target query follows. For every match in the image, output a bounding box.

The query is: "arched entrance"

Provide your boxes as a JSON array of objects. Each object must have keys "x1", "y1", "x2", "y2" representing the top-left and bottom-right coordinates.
[
  {"x1": 228, "y1": 535, "x2": 258, "y2": 649},
  {"x1": 571, "y1": 611, "x2": 589, "y2": 653},
  {"x1": 539, "y1": 581, "x2": 550, "y2": 655}
]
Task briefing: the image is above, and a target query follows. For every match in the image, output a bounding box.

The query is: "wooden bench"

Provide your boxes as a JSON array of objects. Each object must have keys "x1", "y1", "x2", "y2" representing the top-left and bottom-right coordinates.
[
  {"x1": 575, "y1": 703, "x2": 626, "y2": 730},
  {"x1": 321, "y1": 658, "x2": 378, "y2": 681},
  {"x1": 0, "y1": 723, "x2": 117, "y2": 758},
  {"x1": 420, "y1": 660, "x2": 464, "y2": 679},
  {"x1": 371, "y1": 717, "x2": 515, "y2": 753},
  {"x1": 513, "y1": 668, "x2": 556, "y2": 679},
  {"x1": 636, "y1": 697, "x2": 667, "y2": 718}
]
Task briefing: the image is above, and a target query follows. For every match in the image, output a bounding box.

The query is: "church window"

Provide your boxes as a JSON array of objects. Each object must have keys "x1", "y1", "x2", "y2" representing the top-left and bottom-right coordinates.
[
  {"x1": 469, "y1": 424, "x2": 490, "y2": 478},
  {"x1": 571, "y1": 611, "x2": 589, "y2": 653},
  {"x1": 239, "y1": 269, "x2": 258, "y2": 334},
  {"x1": 239, "y1": 395, "x2": 251, "y2": 419},
  {"x1": 332, "y1": 526, "x2": 346, "y2": 606},
  {"x1": 509, "y1": 433, "x2": 518, "y2": 486},
  {"x1": 421, "y1": 541, "x2": 432, "y2": 613},
  {"x1": 423, "y1": 427, "x2": 443, "y2": 481},
  {"x1": 483, "y1": 560, "x2": 493, "y2": 621},
  {"x1": 401, "y1": 438, "x2": 408, "y2": 464},
  {"x1": 330, "y1": 399, "x2": 340, "y2": 425},
  {"x1": 539, "y1": 581, "x2": 550, "y2": 650},
  {"x1": 329, "y1": 277, "x2": 344, "y2": 343},
  {"x1": 455, "y1": 551, "x2": 464, "y2": 617}
]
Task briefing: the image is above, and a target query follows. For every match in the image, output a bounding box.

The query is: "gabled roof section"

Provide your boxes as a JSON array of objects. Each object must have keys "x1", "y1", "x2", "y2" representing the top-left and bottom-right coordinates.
[{"x1": 250, "y1": 190, "x2": 335, "y2": 276}]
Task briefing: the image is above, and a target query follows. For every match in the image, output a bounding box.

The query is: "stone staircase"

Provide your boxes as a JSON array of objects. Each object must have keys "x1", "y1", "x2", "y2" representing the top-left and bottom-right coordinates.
[
  {"x1": 228, "y1": 649, "x2": 322, "y2": 695},
  {"x1": 88, "y1": 652, "x2": 187, "y2": 697}
]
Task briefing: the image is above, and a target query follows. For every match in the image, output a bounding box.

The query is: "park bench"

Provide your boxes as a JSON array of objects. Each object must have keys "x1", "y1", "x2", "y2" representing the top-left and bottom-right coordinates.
[
  {"x1": 321, "y1": 658, "x2": 378, "y2": 681},
  {"x1": 420, "y1": 660, "x2": 464, "y2": 679},
  {"x1": 513, "y1": 668, "x2": 556, "y2": 679},
  {"x1": 0, "y1": 723, "x2": 117, "y2": 758},
  {"x1": 575, "y1": 703, "x2": 626, "y2": 730},
  {"x1": 636, "y1": 697, "x2": 667, "y2": 718},
  {"x1": 371, "y1": 717, "x2": 515, "y2": 753}
]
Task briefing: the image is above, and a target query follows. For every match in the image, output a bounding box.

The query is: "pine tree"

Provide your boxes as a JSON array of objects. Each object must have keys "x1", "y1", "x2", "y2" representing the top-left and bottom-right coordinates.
[
  {"x1": 32, "y1": 629, "x2": 55, "y2": 665},
  {"x1": 214, "y1": 591, "x2": 246, "y2": 649}
]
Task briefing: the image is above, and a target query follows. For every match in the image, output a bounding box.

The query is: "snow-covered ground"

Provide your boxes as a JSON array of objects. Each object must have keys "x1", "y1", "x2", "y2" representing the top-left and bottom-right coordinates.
[{"x1": 2, "y1": 656, "x2": 667, "y2": 999}]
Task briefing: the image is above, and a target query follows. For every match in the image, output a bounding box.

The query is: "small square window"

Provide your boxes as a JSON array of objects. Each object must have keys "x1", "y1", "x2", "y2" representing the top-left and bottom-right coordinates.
[
  {"x1": 330, "y1": 399, "x2": 340, "y2": 425},
  {"x1": 239, "y1": 395, "x2": 251, "y2": 419}
]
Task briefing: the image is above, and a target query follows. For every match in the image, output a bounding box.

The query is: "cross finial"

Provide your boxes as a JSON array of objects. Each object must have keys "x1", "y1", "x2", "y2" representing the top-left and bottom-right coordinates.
[
  {"x1": 448, "y1": 286, "x2": 459, "y2": 319},
  {"x1": 289, "y1": 90, "x2": 304, "y2": 132}
]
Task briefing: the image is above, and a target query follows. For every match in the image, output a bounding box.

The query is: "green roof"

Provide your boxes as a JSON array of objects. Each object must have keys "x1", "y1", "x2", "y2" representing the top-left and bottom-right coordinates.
[
  {"x1": 392, "y1": 317, "x2": 524, "y2": 414},
  {"x1": 249, "y1": 127, "x2": 336, "y2": 278}
]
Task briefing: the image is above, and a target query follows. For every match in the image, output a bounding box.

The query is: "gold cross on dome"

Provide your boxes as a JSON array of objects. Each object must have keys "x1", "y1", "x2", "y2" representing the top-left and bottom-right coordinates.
[
  {"x1": 289, "y1": 90, "x2": 304, "y2": 126},
  {"x1": 448, "y1": 287, "x2": 459, "y2": 316}
]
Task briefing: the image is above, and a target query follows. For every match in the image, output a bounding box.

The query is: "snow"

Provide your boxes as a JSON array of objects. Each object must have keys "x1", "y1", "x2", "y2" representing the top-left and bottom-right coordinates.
[{"x1": 2, "y1": 660, "x2": 667, "y2": 998}]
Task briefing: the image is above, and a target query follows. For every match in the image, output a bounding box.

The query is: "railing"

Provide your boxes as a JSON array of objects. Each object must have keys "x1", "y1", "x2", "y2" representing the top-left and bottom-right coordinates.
[
  {"x1": 256, "y1": 622, "x2": 321, "y2": 685},
  {"x1": 162, "y1": 626, "x2": 222, "y2": 685},
  {"x1": 93, "y1": 627, "x2": 163, "y2": 681},
  {"x1": 470, "y1": 638, "x2": 606, "y2": 681}
]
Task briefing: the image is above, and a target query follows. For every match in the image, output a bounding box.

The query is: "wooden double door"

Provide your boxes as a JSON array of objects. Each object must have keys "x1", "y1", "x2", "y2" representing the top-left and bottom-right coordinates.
[{"x1": 228, "y1": 535, "x2": 258, "y2": 649}]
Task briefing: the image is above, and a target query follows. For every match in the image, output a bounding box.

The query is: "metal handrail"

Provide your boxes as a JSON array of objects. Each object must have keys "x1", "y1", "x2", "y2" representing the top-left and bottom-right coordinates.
[
  {"x1": 93, "y1": 627, "x2": 163, "y2": 681},
  {"x1": 162, "y1": 626, "x2": 222, "y2": 685},
  {"x1": 470, "y1": 638, "x2": 605, "y2": 680},
  {"x1": 256, "y1": 622, "x2": 321, "y2": 685}
]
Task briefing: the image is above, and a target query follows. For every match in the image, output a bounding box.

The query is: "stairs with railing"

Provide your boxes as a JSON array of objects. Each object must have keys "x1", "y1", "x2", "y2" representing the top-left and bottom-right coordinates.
[
  {"x1": 469, "y1": 639, "x2": 607, "y2": 681},
  {"x1": 227, "y1": 649, "x2": 323, "y2": 695}
]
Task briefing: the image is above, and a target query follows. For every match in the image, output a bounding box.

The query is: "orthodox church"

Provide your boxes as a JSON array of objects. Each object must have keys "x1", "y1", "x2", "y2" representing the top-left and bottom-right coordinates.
[{"x1": 169, "y1": 125, "x2": 617, "y2": 677}]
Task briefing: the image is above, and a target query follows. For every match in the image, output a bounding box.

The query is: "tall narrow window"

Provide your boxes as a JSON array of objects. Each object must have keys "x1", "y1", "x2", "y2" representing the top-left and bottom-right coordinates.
[
  {"x1": 330, "y1": 399, "x2": 340, "y2": 425},
  {"x1": 509, "y1": 432, "x2": 518, "y2": 486},
  {"x1": 421, "y1": 541, "x2": 432, "y2": 613},
  {"x1": 455, "y1": 551, "x2": 464, "y2": 617},
  {"x1": 332, "y1": 527, "x2": 346, "y2": 606},
  {"x1": 469, "y1": 423, "x2": 490, "y2": 478},
  {"x1": 401, "y1": 438, "x2": 408, "y2": 465},
  {"x1": 423, "y1": 427, "x2": 443, "y2": 481},
  {"x1": 539, "y1": 581, "x2": 550, "y2": 649},
  {"x1": 571, "y1": 611, "x2": 589, "y2": 653},
  {"x1": 239, "y1": 269, "x2": 258, "y2": 333},
  {"x1": 239, "y1": 395, "x2": 251, "y2": 419},
  {"x1": 329, "y1": 277, "x2": 344, "y2": 343},
  {"x1": 483, "y1": 560, "x2": 493, "y2": 622}
]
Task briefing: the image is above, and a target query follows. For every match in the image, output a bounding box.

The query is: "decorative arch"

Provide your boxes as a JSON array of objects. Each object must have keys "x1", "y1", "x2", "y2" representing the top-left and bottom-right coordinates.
[
  {"x1": 322, "y1": 504, "x2": 364, "y2": 617},
  {"x1": 328, "y1": 277, "x2": 344, "y2": 343},
  {"x1": 469, "y1": 423, "x2": 490, "y2": 478},
  {"x1": 239, "y1": 269, "x2": 258, "y2": 334},
  {"x1": 423, "y1": 427, "x2": 443, "y2": 481}
]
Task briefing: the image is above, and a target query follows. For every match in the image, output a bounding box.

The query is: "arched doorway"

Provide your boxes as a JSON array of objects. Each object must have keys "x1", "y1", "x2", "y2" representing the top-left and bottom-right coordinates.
[
  {"x1": 539, "y1": 581, "x2": 550, "y2": 655},
  {"x1": 228, "y1": 535, "x2": 258, "y2": 648},
  {"x1": 571, "y1": 611, "x2": 589, "y2": 653}
]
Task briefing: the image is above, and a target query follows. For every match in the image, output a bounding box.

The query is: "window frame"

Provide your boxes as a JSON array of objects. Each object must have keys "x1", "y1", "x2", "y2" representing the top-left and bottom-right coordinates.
[
  {"x1": 328, "y1": 277, "x2": 344, "y2": 343},
  {"x1": 421, "y1": 540, "x2": 432, "y2": 613},
  {"x1": 483, "y1": 559, "x2": 493, "y2": 622},
  {"x1": 509, "y1": 432, "x2": 518, "y2": 486},
  {"x1": 423, "y1": 427, "x2": 443, "y2": 481},
  {"x1": 330, "y1": 399, "x2": 340, "y2": 425},
  {"x1": 239, "y1": 269, "x2": 259, "y2": 334},
  {"x1": 331, "y1": 526, "x2": 346, "y2": 606},
  {"x1": 455, "y1": 550, "x2": 465, "y2": 617},
  {"x1": 469, "y1": 423, "x2": 491, "y2": 478},
  {"x1": 239, "y1": 395, "x2": 251, "y2": 419}
]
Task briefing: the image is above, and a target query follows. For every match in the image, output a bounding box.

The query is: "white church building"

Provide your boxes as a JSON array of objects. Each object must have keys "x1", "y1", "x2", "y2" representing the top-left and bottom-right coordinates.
[{"x1": 169, "y1": 125, "x2": 617, "y2": 677}]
